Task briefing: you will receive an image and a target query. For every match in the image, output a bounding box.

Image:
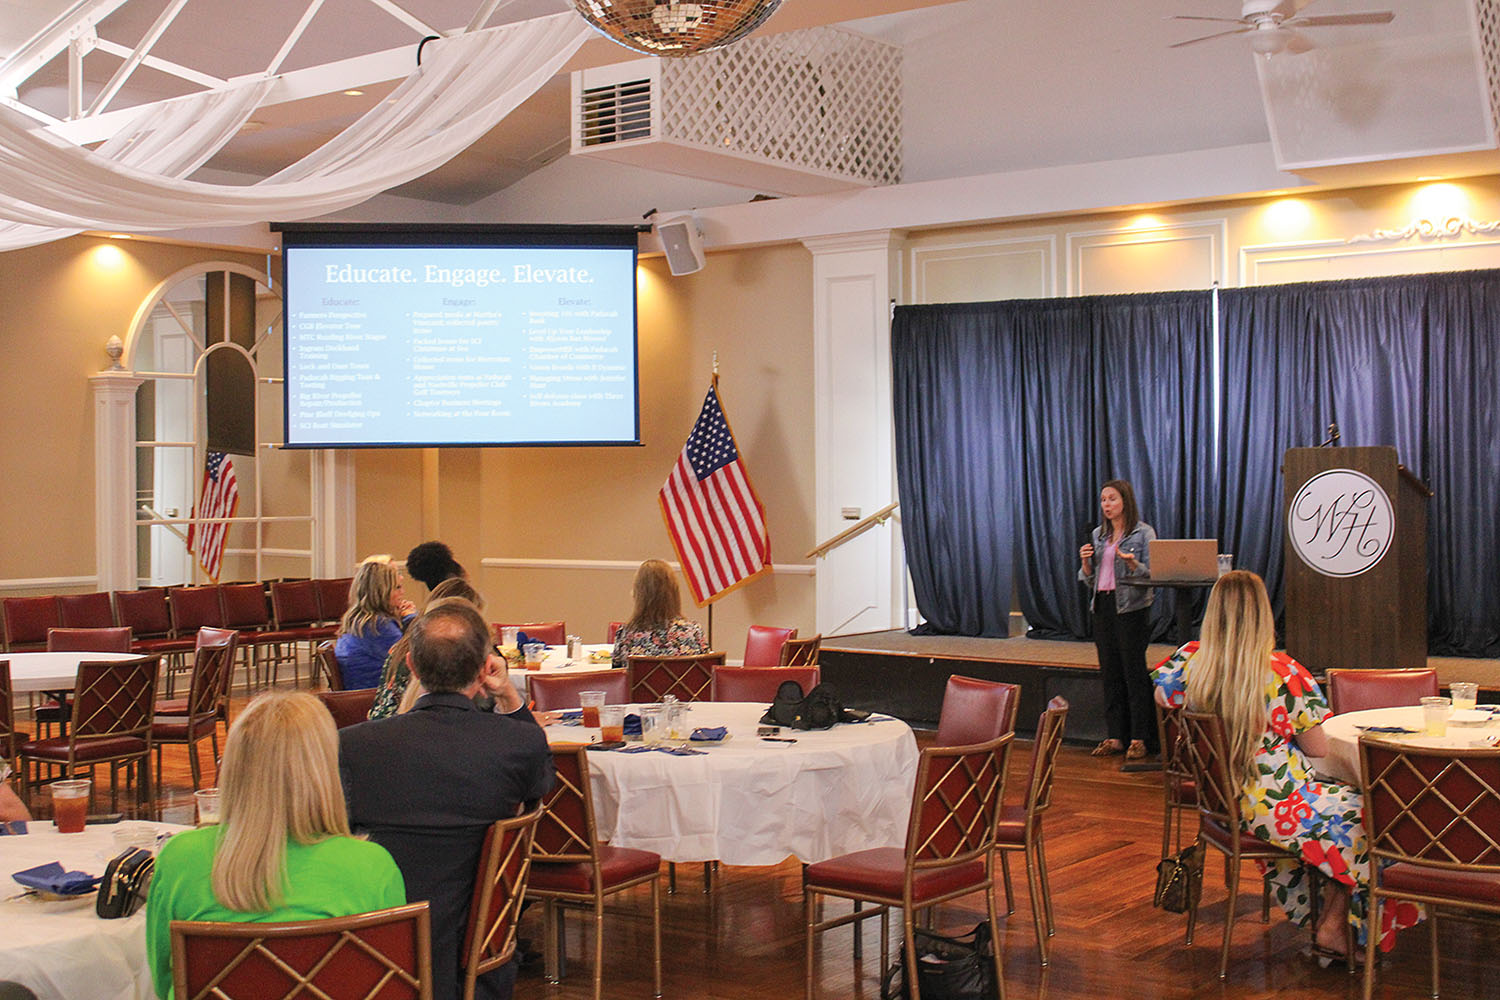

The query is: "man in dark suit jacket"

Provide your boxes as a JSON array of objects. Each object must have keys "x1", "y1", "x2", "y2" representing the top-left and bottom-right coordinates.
[{"x1": 339, "y1": 598, "x2": 553, "y2": 1000}]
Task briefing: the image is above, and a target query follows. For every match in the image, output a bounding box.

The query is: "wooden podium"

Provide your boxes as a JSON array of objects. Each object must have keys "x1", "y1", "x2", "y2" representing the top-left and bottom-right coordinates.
[{"x1": 1282, "y1": 446, "x2": 1430, "y2": 672}]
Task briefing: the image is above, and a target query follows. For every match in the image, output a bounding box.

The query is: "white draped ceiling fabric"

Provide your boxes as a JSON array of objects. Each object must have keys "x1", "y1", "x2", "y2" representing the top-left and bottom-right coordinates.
[{"x1": 0, "y1": 12, "x2": 592, "y2": 249}]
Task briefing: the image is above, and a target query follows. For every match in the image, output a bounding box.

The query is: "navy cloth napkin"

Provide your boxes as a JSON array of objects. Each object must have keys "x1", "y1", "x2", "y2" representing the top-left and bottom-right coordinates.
[
  {"x1": 690, "y1": 726, "x2": 728, "y2": 742},
  {"x1": 1359, "y1": 725, "x2": 1418, "y2": 734},
  {"x1": 623, "y1": 713, "x2": 642, "y2": 737},
  {"x1": 12, "y1": 861, "x2": 100, "y2": 895}
]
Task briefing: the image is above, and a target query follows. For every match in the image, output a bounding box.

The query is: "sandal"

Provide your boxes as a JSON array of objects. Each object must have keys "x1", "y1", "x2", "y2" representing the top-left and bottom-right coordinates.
[
  {"x1": 1125, "y1": 740, "x2": 1149, "y2": 760},
  {"x1": 1091, "y1": 739, "x2": 1124, "y2": 757}
]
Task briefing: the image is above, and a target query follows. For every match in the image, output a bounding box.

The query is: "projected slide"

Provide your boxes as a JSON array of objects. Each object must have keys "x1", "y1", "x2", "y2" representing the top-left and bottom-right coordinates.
[{"x1": 283, "y1": 244, "x2": 638, "y2": 447}]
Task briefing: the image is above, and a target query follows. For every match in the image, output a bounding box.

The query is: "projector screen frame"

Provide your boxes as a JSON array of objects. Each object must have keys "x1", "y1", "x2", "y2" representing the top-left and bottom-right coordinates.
[{"x1": 272, "y1": 221, "x2": 647, "y2": 451}]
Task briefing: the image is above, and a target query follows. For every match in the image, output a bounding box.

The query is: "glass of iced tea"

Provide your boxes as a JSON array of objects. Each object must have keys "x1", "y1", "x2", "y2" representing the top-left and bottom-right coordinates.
[
  {"x1": 51, "y1": 779, "x2": 91, "y2": 834},
  {"x1": 599, "y1": 705, "x2": 625, "y2": 743},
  {"x1": 579, "y1": 691, "x2": 605, "y2": 729}
]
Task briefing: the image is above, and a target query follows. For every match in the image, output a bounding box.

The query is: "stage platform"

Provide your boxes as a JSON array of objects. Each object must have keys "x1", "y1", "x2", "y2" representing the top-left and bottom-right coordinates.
[{"x1": 821, "y1": 629, "x2": 1500, "y2": 744}]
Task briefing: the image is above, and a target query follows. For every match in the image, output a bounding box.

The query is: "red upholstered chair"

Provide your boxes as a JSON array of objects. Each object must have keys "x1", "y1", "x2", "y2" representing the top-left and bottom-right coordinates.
[
  {"x1": 115, "y1": 589, "x2": 195, "y2": 689},
  {"x1": 1326, "y1": 668, "x2": 1440, "y2": 715},
  {"x1": 165, "y1": 586, "x2": 228, "y2": 697},
  {"x1": 627, "y1": 651, "x2": 725, "y2": 703},
  {"x1": 314, "y1": 577, "x2": 355, "y2": 625},
  {"x1": 461, "y1": 808, "x2": 542, "y2": 1000},
  {"x1": 803, "y1": 732, "x2": 1012, "y2": 1000},
  {"x1": 18, "y1": 655, "x2": 159, "y2": 816},
  {"x1": 56, "y1": 592, "x2": 116, "y2": 629},
  {"x1": 1179, "y1": 710, "x2": 1352, "y2": 979},
  {"x1": 2, "y1": 595, "x2": 60, "y2": 652},
  {"x1": 528, "y1": 671, "x2": 628, "y2": 712},
  {"x1": 528, "y1": 746, "x2": 662, "y2": 1000},
  {"x1": 1156, "y1": 702, "x2": 1198, "y2": 867},
  {"x1": 171, "y1": 902, "x2": 433, "y2": 1000},
  {"x1": 743, "y1": 625, "x2": 797, "y2": 667},
  {"x1": 780, "y1": 633, "x2": 822, "y2": 666},
  {"x1": 220, "y1": 582, "x2": 302, "y2": 691},
  {"x1": 494, "y1": 621, "x2": 566, "y2": 646},
  {"x1": 315, "y1": 640, "x2": 344, "y2": 692},
  {"x1": 0, "y1": 661, "x2": 27, "y2": 780},
  {"x1": 994, "y1": 696, "x2": 1068, "y2": 965},
  {"x1": 152, "y1": 630, "x2": 235, "y2": 789},
  {"x1": 315, "y1": 688, "x2": 378, "y2": 729},
  {"x1": 606, "y1": 621, "x2": 623, "y2": 643},
  {"x1": 47, "y1": 627, "x2": 133, "y2": 652},
  {"x1": 270, "y1": 580, "x2": 337, "y2": 668},
  {"x1": 1358, "y1": 738, "x2": 1500, "y2": 998},
  {"x1": 933, "y1": 675, "x2": 1020, "y2": 748},
  {"x1": 710, "y1": 665, "x2": 820, "y2": 704}
]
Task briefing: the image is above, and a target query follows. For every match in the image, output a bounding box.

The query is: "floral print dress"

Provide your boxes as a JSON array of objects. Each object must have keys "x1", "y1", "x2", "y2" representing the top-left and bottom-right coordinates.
[
  {"x1": 611, "y1": 618, "x2": 707, "y2": 669},
  {"x1": 1152, "y1": 642, "x2": 1421, "y2": 949}
]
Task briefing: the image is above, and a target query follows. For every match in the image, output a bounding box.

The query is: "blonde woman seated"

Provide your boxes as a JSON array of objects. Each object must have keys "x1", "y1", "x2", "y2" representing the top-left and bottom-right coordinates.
[
  {"x1": 335, "y1": 555, "x2": 418, "y2": 690},
  {"x1": 368, "y1": 577, "x2": 486, "y2": 721},
  {"x1": 610, "y1": 559, "x2": 708, "y2": 669},
  {"x1": 1151, "y1": 570, "x2": 1420, "y2": 963},
  {"x1": 146, "y1": 690, "x2": 404, "y2": 998}
]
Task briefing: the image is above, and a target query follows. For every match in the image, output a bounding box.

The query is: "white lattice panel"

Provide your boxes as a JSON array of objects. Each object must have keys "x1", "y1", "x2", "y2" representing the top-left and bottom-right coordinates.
[{"x1": 1476, "y1": 0, "x2": 1500, "y2": 138}]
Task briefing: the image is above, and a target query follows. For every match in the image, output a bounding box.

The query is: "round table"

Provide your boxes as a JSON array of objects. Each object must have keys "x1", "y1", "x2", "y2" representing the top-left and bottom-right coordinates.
[
  {"x1": 0, "y1": 821, "x2": 187, "y2": 1000},
  {"x1": 1316, "y1": 705, "x2": 1500, "y2": 785},
  {"x1": 6, "y1": 652, "x2": 141, "y2": 694},
  {"x1": 543, "y1": 701, "x2": 918, "y2": 866},
  {"x1": 507, "y1": 644, "x2": 616, "y2": 695}
]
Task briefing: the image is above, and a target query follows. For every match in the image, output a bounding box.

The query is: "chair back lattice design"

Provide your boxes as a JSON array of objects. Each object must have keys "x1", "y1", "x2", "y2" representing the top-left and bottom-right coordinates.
[
  {"x1": 1158, "y1": 704, "x2": 1194, "y2": 792},
  {"x1": 71, "y1": 657, "x2": 158, "y2": 742},
  {"x1": 627, "y1": 652, "x2": 725, "y2": 703},
  {"x1": 905, "y1": 734, "x2": 1011, "y2": 870},
  {"x1": 0, "y1": 660, "x2": 18, "y2": 767},
  {"x1": 186, "y1": 634, "x2": 235, "y2": 720},
  {"x1": 779, "y1": 633, "x2": 822, "y2": 666},
  {"x1": 47, "y1": 627, "x2": 133, "y2": 653},
  {"x1": 533, "y1": 747, "x2": 598, "y2": 867},
  {"x1": 1022, "y1": 696, "x2": 1069, "y2": 816},
  {"x1": 1179, "y1": 711, "x2": 1247, "y2": 830},
  {"x1": 1360, "y1": 739, "x2": 1500, "y2": 873},
  {"x1": 171, "y1": 902, "x2": 433, "y2": 1000},
  {"x1": 461, "y1": 807, "x2": 542, "y2": 998},
  {"x1": 1327, "y1": 668, "x2": 1440, "y2": 716},
  {"x1": 196, "y1": 627, "x2": 240, "y2": 713},
  {"x1": 316, "y1": 641, "x2": 344, "y2": 691}
]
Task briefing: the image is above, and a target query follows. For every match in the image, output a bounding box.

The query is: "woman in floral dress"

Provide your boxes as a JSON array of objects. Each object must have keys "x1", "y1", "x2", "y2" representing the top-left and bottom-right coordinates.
[
  {"x1": 611, "y1": 559, "x2": 708, "y2": 668},
  {"x1": 1151, "y1": 570, "x2": 1420, "y2": 959}
]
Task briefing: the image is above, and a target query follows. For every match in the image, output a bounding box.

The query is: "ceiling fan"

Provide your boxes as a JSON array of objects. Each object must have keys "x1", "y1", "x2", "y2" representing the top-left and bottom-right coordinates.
[{"x1": 1170, "y1": 0, "x2": 1394, "y2": 55}]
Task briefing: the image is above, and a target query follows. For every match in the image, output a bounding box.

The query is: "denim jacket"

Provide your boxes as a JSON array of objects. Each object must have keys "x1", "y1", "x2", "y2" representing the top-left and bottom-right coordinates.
[{"x1": 1078, "y1": 521, "x2": 1156, "y2": 614}]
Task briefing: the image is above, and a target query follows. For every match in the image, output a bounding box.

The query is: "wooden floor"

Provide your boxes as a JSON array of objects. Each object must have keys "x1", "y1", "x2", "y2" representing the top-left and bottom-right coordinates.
[{"x1": 28, "y1": 689, "x2": 1498, "y2": 1000}]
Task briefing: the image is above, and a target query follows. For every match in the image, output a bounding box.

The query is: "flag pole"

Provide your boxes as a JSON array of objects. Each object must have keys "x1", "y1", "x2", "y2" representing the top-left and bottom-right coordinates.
[
  {"x1": 707, "y1": 353, "x2": 718, "y2": 646},
  {"x1": 711, "y1": 350, "x2": 719, "y2": 390}
]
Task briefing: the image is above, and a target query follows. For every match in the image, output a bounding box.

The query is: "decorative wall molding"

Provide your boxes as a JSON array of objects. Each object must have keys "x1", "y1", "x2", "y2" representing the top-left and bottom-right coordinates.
[
  {"x1": 1347, "y1": 216, "x2": 1500, "y2": 244},
  {"x1": 0, "y1": 575, "x2": 99, "y2": 594},
  {"x1": 1240, "y1": 232, "x2": 1500, "y2": 285},
  {"x1": 1066, "y1": 219, "x2": 1226, "y2": 296},
  {"x1": 908, "y1": 234, "x2": 1057, "y2": 303},
  {"x1": 481, "y1": 557, "x2": 815, "y2": 576}
]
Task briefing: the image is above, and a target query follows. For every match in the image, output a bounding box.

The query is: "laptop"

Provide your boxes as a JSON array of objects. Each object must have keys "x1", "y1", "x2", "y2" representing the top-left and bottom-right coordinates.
[{"x1": 1149, "y1": 539, "x2": 1220, "y2": 582}]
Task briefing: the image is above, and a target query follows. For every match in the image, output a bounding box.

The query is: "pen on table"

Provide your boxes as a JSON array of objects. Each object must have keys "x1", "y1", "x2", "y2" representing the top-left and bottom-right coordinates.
[{"x1": 761, "y1": 736, "x2": 797, "y2": 743}]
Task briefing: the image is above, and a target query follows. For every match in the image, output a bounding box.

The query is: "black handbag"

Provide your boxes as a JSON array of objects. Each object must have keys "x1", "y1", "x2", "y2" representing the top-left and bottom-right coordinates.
[
  {"x1": 761, "y1": 681, "x2": 870, "y2": 731},
  {"x1": 96, "y1": 846, "x2": 155, "y2": 919},
  {"x1": 879, "y1": 922, "x2": 997, "y2": 1000},
  {"x1": 1153, "y1": 839, "x2": 1205, "y2": 914}
]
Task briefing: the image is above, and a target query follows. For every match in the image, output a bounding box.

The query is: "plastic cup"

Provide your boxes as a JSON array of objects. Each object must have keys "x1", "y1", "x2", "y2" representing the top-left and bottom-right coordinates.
[
  {"x1": 1217, "y1": 554, "x2": 1233, "y2": 576},
  {"x1": 51, "y1": 779, "x2": 90, "y2": 833},
  {"x1": 599, "y1": 705, "x2": 625, "y2": 743},
  {"x1": 194, "y1": 787, "x2": 222, "y2": 826},
  {"x1": 523, "y1": 642, "x2": 546, "y2": 671},
  {"x1": 1451, "y1": 682, "x2": 1478, "y2": 712},
  {"x1": 500, "y1": 626, "x2": 520, "y2": 647},
  {"x1": 579, "y1": 690, "x2": 605, "y2": 729},
  {"x1": 640, "y1": 706, "x2": 664, "y2": 745},
  {"x1": 113, "y1": 821, "x2": 158, "y2": 855},
  {"x1": 1421, "y1": 696, "x2": 1451, "y2": 737}
]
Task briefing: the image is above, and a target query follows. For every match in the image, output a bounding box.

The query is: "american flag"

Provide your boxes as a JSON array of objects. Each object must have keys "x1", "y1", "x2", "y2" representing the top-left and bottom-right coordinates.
[
  {"x1": 185, "y1": 451, "x2": 239, "y2": 582},
  {"x1": 658, "y1": 385, "x2": 771, "y2": 606}
]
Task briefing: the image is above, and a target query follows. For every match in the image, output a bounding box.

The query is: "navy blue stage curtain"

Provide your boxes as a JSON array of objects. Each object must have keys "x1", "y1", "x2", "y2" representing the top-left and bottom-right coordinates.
[
  {"x1": 893, "y1": 292, "x2": 1214, "y2": 640},
  {"x1": 1219, "y1": 270, "x2": 1500, "y2": 656}
]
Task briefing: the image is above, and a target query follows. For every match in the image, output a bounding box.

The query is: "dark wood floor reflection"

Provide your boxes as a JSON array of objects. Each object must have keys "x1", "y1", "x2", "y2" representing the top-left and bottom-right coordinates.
[{"x1": 138, "y1": 697, "x2": 1496, "y2": 1000}]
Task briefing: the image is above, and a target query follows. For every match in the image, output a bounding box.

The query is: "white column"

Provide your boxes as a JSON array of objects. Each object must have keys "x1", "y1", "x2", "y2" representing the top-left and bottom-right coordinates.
[
  {"x1": 312, "y1": 450, "x2": 356, "y2": 577},
  {"x1": 90, "y1": 370, "x2": 144, "y2": 592},
  {"x1": 803, "y1": 230, "x2": 904, "y2": 636}
]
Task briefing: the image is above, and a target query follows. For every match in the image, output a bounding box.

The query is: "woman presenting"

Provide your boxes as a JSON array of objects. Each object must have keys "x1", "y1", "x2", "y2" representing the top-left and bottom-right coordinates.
[{"x1": 1078, "y1": 478, "x2": 1157, "y2": 761}]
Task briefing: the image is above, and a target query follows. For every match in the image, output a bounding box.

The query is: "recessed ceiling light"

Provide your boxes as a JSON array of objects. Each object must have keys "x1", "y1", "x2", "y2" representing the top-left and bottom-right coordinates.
[
  {"x1": 239, "y1": 120, "x2": 264, "y2": 133},
  {"x1": 109, "y1": 233, "x2": 132, "y2": 239},
  {"x1": 343, "y1": 89, "x2": 364, "y2": 96}
]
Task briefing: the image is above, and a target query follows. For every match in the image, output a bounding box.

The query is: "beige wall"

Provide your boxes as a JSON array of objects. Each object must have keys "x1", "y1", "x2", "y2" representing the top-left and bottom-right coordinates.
[
  {"x1": 349, "y1": 246, "x2": 818, "y2": 648},
  {"x1": 0, "y1": 236, "x2": 268, "y2": 592}
]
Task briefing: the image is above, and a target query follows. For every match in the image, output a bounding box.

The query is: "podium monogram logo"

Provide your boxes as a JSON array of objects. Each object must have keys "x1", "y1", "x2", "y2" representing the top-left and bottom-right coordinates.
[{"x1": 1287, "y1": 469, "x2": 1394, "y2": 578}]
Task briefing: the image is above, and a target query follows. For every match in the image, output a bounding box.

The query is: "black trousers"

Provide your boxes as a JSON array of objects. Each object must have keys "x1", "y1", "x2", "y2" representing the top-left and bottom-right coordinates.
[{"x1": 1092, "y1": 591, "x2": 1157, "y2": 752}]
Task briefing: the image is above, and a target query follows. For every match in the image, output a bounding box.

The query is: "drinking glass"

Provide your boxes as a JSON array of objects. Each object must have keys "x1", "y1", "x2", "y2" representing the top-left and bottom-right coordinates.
[
  {"x1": 579, "y1": 690, "x2": 605, "y2": 729},
  {"x1": 194, "y1": 787, "x2": 222, "y2": 826},
  {"x1": 500, "y1": 626, "x2": 520, "y2": 647},
  {"x1": 1451, "y1": 682, "x2": 1478, "y2": 712},
  {"x1": 599, "y1": 705, "x2": 625, "y2": 743},
  {"x1": 523, "y1": 642, "x2": 546, "y2": 671},
  {"x1": 1421, "y1": 696, "x2": 1451, "y2": 737},
  {"x1": 640, "y1": 705, "x2": 664, "y2": 745},
  {"x1": 51, "y1": 779, "x2": 91, "y2": 834}
]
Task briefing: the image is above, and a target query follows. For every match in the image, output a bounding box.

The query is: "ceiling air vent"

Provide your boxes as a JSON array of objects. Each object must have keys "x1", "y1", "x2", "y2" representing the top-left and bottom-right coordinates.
[
  {"x1": 578, "y1": 77, "x2": 654, "y2": 147},
  {"x1": 570, "y1": 25, "x2": 901, "y2": 196}
]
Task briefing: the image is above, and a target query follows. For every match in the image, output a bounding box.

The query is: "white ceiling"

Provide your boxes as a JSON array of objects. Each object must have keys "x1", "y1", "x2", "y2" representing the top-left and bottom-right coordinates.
[{"x1": 0, "y1": 0, "x2": 1479, "y2": 214}]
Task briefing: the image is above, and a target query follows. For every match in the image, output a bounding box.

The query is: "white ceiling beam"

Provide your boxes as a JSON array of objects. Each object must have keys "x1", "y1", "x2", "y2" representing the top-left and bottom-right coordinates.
[
  {"x1": 91, "y1": 38, "x2": 226, "y2": 90},
  {"x1": 0, "y1": 0, "x2": 129, "y2": 90},
  {"x1": 364, "y1": 0, "x2": 444, "y2": 40},
  {"x1": 264, "y1": 0, "x2": 330, "y2": 77},
  {"x1": 87, "y1": 0, "x2": 190, "y2": 115}
]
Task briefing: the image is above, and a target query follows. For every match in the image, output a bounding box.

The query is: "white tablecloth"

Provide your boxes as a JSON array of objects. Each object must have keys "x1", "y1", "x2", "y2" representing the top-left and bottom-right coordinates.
[
  {"x1": 1317, "y1": 705, "x2": 1500, "y2": 785},
  {"x1": 506, "y1": 643, "x2": 617, "y2": 695},
  {"x1": 0, "y1": 821, "x2": 186, "y2": 1000},
  {"x1": 544, "y1": 701, "x2": 917, "y2": 866},
  {"x1": 7, "y1": 652, "x2": 141, "y2": 694}
]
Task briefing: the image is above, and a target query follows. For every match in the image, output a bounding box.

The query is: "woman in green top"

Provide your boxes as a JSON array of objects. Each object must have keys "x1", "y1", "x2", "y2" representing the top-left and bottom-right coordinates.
[{"x1": 146, "y1": 690, "x2": 405, "y2": 999}]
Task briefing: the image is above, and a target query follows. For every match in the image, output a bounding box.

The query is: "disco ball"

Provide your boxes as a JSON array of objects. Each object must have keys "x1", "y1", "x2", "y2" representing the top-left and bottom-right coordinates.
[{"x1": 572, "y1": 0, "x2": 785, "y2": 57}]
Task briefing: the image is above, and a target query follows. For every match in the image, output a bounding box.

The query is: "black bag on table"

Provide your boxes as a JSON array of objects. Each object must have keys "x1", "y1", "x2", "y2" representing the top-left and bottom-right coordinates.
[
  {"x1": 97, "y1": 846, "x2": 154, "y2": 919},
  {"x1": 760, "y1": 681, "x2": 869, "y2": 730},
  {"x1": 879, "y1": 922, "x2": 997, "y2": 1000}
]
